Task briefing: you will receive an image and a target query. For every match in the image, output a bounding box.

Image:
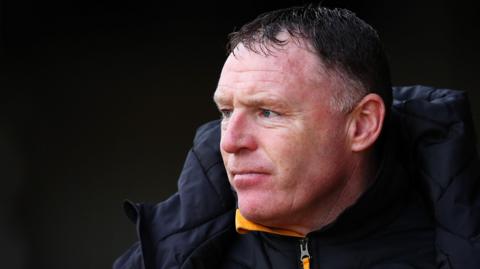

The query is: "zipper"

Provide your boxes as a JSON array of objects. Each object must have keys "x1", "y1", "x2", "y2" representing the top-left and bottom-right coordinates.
[{"x1": 299, "y1": 237, "x2": 311, "y2": 269}]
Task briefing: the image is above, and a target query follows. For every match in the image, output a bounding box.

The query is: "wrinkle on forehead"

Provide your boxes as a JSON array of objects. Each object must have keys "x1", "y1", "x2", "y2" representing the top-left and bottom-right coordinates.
[{"x1": 218, "y1": 70, "x2": 286, "y2": 89}]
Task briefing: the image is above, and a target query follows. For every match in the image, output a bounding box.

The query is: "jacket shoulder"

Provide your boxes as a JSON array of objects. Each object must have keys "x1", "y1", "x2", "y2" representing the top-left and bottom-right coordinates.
[
  {"x1": 114, "y1": 120, "x2": 236, "y2": 269},
  {"x1": 392, "y1": 85, "x2": 480, "y2": 268}
]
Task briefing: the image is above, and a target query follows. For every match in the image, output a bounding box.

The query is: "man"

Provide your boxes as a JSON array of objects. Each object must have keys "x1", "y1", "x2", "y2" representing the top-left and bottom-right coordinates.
[{"x1": 114, "y1": 5, "x2": 479, "y2": 269}]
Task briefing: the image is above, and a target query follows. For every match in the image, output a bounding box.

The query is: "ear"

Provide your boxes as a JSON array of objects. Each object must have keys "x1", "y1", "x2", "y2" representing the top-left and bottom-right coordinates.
[{"x1": 347, "y1": 93, "x2": 386, "y2": 152}]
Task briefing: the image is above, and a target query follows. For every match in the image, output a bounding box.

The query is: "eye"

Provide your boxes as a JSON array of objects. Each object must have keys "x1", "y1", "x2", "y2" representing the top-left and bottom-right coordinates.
[
  {"x1": 220, "y1": 109, "x2": 233, "y2": 119},
  {"x1": 260, "y1": 109, "x2": 279, "y2": 118}
]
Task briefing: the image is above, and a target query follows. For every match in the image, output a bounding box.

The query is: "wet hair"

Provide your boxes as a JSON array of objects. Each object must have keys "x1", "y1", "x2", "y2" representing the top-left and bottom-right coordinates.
[{"x1": 227, "y1": 4, "x2": 392, "y2": 113}]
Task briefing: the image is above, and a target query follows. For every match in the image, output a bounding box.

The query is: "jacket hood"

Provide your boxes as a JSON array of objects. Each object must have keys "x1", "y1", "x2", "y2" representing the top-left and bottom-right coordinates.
[{"x1": 391, "y1": 85, "x2": 480, "y2": 268}]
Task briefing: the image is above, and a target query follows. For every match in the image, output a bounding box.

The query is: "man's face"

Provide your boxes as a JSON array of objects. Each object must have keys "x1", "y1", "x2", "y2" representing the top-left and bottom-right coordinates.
[{"x1": 214, "y1": 42, "x2": 352, "y2": 229}]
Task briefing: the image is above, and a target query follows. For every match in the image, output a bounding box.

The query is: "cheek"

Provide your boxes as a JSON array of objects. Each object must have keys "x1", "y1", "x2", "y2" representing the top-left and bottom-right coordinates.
[
  {"x1": 271, "y1": 126, "x2": 344, "y2": 185},
  {"x1": 261, "y1": 129, "x2": 313, "y2": 185}
]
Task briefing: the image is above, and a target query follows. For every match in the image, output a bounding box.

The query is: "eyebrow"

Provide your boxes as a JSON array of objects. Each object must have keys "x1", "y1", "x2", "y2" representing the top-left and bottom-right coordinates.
[
  {"x1": 213, "y1": 90, "x2": 228, "y2": 106},
  {"x1": 243, "y1": 95, "x2": 287, "y2": 108},
  {"x1": 213, "y1": 90, "x2": 289, "y2": 111}
]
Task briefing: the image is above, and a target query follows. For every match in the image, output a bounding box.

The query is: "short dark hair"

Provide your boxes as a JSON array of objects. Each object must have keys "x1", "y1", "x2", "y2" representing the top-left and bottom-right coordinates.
[{"x1": 227, "y1": 4, "x2": 392, "y2": 113}]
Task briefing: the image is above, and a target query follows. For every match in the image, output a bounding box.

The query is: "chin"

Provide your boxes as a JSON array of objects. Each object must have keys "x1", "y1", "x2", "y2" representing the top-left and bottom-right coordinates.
[{"x1": 237, "y1": 194, "x2": 277, "y2": 223}]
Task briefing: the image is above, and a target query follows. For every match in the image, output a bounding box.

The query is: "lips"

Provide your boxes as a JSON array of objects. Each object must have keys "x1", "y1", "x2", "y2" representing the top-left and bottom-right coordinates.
[{"x1": 230, "y1": 170, "x2": 271, "y2": 189}]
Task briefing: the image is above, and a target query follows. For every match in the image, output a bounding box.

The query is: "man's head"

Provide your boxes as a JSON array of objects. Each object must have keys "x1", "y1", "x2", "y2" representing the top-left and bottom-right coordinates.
[
  {"x1": 214, "y1": 5, "x2": 391, "y2": 234},
  {"x1": 228, "y1": 5, "x2": 392, "y2": 113}
]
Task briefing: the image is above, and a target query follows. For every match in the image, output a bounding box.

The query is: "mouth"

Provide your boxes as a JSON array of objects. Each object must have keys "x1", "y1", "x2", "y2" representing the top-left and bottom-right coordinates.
[{"x1": 230, "y1": 170, "x2": 270, "y2": 189}]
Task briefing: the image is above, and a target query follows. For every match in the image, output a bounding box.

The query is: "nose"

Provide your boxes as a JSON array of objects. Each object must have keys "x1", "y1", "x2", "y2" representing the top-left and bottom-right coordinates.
[{"x1": 220, "y1": 111, "x2": 257, "y2": 154}]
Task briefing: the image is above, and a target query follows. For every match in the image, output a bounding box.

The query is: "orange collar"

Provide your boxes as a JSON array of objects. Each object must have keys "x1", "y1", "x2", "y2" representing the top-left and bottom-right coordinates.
[{"x1": 235, "y1": 209, "x2": 305, "y2": 238}]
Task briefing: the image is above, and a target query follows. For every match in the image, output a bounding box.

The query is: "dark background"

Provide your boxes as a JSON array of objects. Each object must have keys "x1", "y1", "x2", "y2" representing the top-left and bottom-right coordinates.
[{"x1": 1, "y1": 0, "x2": 478, "y2": 268}]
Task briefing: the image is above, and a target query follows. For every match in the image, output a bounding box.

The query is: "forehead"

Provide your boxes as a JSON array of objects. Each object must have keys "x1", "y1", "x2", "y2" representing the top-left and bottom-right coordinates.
[
  {"x1": 223, "y1": 41, "x2": 320, "y2": 78},
  {"x1": 215, "y1": 41, "x2": 330, "y2": 102}
]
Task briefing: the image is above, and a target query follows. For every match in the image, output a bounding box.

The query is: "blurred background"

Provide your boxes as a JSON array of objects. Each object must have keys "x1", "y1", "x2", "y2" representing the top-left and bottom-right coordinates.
[{"x1": 1, "y1": 0, "x2": 478, "y2": 268}]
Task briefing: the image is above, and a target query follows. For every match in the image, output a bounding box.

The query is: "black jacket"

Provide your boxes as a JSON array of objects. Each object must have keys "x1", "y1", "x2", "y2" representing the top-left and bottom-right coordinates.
[{"x1": 113, "y1": 86, "x2": 480, "y2": 269}]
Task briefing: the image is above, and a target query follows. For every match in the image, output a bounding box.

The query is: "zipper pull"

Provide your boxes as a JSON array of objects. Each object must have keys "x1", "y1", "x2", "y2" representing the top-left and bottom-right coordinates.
[{"x1": 299, "y1": 238, "x2": 311, "y2": 269}]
